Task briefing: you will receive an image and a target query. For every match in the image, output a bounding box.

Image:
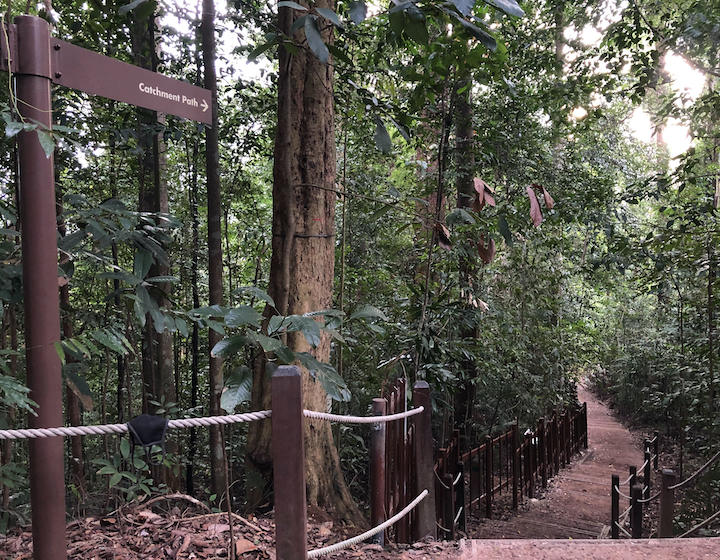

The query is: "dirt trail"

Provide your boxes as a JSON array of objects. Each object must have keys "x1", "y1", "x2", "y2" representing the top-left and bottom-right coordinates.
[{"x1": 468, "y1": 384, "x2": 643, "y2": 540}]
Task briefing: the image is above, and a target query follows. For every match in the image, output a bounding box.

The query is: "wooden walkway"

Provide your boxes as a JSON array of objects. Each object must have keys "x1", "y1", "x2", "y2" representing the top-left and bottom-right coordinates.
[{"x1": 468, "y1": 384, "x2": 643, "y2": 539}]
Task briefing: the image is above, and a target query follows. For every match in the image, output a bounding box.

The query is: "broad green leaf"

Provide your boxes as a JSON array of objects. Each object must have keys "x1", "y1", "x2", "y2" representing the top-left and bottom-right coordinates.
[
  {"x1": 118, "y1": 0, "x2": 147, "y2": 14},
  {"x1": 304, "y1": 16, "x2": 329, "y2": 63},
  {"x1": 133, "y1": 249, "x2": 153, "y2": 280},
  {"x1": 120, "y1": 438, "x2": 130, "y2": 459},
  {"x1": 452, "y1": 0, "x2": 476, "y2": 16},
  {"x1": 374, "y1": 116, "x2": 392, "y2": 154},
  {"x1": 498, "y1": 214, "x2": 513, "y2": 246},
  {"x1": 248, "y1": 35, "x2": 279, "y2": 61},
  {"x1": 211, "y1": 335, "x2": 250, "y2": 357},
  {"x1": 349, "y1": 1, "x2": 367, "y2": 24},
  {"x1": 36, "y1": 130, "x2": 55, "y2": 158},
  {"x1": 316, "y1": 7, "x2": 342, "y2": 28},
  {"x1": 96, "y1": 466, "x2": 117, "y2": 475},
  {"x1": 295, "y1": 352, "x2": 350, "y2": 401},
  {"x1": 484, "y1": 0, "x2": 524, "y2": 17},
  {"x1": 109, "y1": 472, "x2": 122, "y2": 487},
  {"x1": 350, "y1": 304, "x2": 388, "y2": 321},
  {"x1": 221, "y1": 366, "x2": 253, "y2": 413},
  {"x1": 278, "y1": 1, "x2": 307, "y2": 10},
  {"x1": 226, "y1": 306, "x2": 262, "y2": 328},
  {"x1": 234, "y1": 286, "x2": 276, "y2": 308},
  {"x1": 175, "y1": 317, "x2": 189, "y2": 338},
  {"x1": 64, "y1": 368, "x2": 94, "y2": 411},
  {"x1": 144, "y1": 275, "x2": 180, "y2": 284},
  {"x1": 4, "y1": 120, "x2": 24, "y2": 138}
]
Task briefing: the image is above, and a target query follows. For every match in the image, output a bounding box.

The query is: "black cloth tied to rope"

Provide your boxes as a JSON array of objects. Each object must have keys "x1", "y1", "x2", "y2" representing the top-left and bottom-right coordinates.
[{"x1": 126, "y1": 414, "x2": 169, "y2": 466}]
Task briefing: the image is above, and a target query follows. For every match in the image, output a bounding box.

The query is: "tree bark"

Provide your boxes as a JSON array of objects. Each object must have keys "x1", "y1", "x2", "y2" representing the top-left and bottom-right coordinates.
[
  {"x1": 246, "y1": 0, "x2": 362, "y2": 523},
  {"x1": 201, "y1": 0, "x2": 228, "y2": 499}
]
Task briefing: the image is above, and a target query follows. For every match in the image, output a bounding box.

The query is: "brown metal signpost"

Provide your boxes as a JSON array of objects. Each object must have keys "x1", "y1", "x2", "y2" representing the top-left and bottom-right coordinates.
[{"x1": 5, "y1": 14, "x2": 213, "y2": 560}]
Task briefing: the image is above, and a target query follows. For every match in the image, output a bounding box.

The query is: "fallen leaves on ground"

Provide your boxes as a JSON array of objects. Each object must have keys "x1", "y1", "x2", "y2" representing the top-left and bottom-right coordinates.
[{"x1": 1, "y1": 497, "x2": 461, "y2": 559}]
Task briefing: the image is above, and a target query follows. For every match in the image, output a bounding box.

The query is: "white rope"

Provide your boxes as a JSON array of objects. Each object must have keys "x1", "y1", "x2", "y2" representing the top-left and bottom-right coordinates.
[
  {"x1": 621, "y1": 473, "x2": 633, "y2": 485},
  {"x1": 454, "y1": 506, "x2": 463, "y2": 525},
  {"x1": 302, "y1": 406, "x2": 423, "y2": 424},
  {"x1": 453, "y1": 472, "x2": 462, "y2": 487},
  {"x1": 639, "y1": 459, "x2": 650, "y2": 471},
  {"x1": 306, "y1": 490, "x2": 428, "y2": 558},
  {"x1": 619, "y1": 504, "x2": 633, "y2": 522},
  {"x1": 434, "y1": 469, "x2": 450, "y2": 490},
  {"x1": 614, "y1": 485, "x2": 633, "y2": 501},
  {"x1": 0, "y1": 410, "x2": 272, "y2": 440},
  {"x1": 615, "y1": 521, "x2": 632, "y2": 538}
]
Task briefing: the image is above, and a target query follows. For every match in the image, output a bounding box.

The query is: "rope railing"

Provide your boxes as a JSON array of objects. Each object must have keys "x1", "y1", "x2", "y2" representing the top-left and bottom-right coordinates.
[
  {"x1": 0, "y1": 406, "x2": 423, "y2": 440},
  {"x1": 668, "y1": 448, "x2": 720, "y2": 491},
  {"x1": 0, "y1": 410, "x2": 273, "y2": 440},
  {"x1": 306, "y1": 490, "x2": 428, "y2": 558},
  {"x1": 302, "y1": 406, "x2": 423, "y2": 424},
  {"x1": 678, "y1": 508, "x2": 720, "y2": 538},
  {"x1": 614, "y1": 485, "x2": 633, "y2": 501},
  {"x1": 452, "y1": 472, "x2": 462, "y2": 487},
  {"x1": 615, "y1": 521, "x2": 632, "y2": 538},
  {"x1": 637, "y1": 490, "x2": 660, "y2": 504}
]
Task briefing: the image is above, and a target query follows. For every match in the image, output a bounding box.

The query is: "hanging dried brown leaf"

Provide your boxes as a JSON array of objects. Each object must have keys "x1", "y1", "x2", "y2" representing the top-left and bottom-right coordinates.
[
  {"x1": 542, "y1": 186, "x2": 555, "y2": 209},
  {"x1": 527, "y1": 185, "x2": 543, "y2": 227},
  {"x1": 473, "y1": 177, "x2": 488, "y2": 194},
  {"x1": 484, "y1": 189, "x2": 496, "y2": 207},
  {"x1": 477, "y1": 235, "x2": 496, "y2": 264},
  {"x1": 472, "y1": 178, "x2": 495, "y2": 211},
  {"x1": 435, "y1": 223, "x2": 452, "y2": 250}
]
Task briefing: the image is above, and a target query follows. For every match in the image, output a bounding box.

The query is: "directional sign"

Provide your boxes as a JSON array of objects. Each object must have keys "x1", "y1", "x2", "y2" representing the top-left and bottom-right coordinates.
[{"x1": 51, "y1": 39, "x2": 212, "y2": 124}]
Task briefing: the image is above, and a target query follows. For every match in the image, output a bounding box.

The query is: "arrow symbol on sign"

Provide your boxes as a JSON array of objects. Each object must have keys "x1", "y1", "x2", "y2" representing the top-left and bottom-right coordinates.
[{"x1": 201, "y1": 98, "x2": 209, "y2": 112}]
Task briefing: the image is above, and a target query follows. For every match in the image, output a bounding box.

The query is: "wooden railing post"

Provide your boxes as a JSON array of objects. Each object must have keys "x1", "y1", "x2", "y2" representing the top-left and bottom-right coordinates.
[
  {"x1": 552, "y1": 415, "x2": 560, "y2": 474},
  {"x1": 631, "y1": 483, "x2": 643, "y2": 538},
  {"x1": 628, "y1": 466, "x2": 637, "y2": 530},
  {"x1": 659, "y1": 469, "x2": 676, "y2": 538},
  {"x1": 653, "y1": 431, "x2": 659, "y2": 469},
  {"x1": 644, "y1": 448, "x2": 652, "y2": 500},
  {"x1": 525, "y1": 433, "x2": 535, "y2": 499},
  {"x1": 511, "y1": 423, "x2": 519, "y2": 510},
  {"x1": 484, "y1": 435, "x2": 493, "y2": 518},
  {"x1": 271, "y1": 366, "x2": 306, "y2": 560},
  {"x1": 370, "y1": 398, "x2": 387, "y2": 546},
  {"x1": 539, "y1": 418, "x2": 547, "y2": 489},
  {"x1": 559, "y1": 412, "x2": 566, "y2": 467},
  {"x1": 564, "y1": 412, "x2": 571, "y2": 462},
  {"x1": 582, "y1": 402, "x2": 589, "y2": 449},
  {"x1": 412, "y1": 381, "x2": 436, "y2": 540},
  {"x1": 611, "y1": 474, "x2": 620, "y2": 539},
  {"x1": 455, "y1": 461, "x2": 466, "y2": 533},
  {"x1": 470, "y1": 452, "x2": 480, "y2": 512},
  {"x1": 443, "y1": 473, "x2": 455, "y2": 540}
]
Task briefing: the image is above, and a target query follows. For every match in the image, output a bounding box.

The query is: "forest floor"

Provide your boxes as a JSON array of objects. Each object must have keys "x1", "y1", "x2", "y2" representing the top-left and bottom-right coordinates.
[{"x1": 2, "y1": 384, "x2": 718, "y2": 559}]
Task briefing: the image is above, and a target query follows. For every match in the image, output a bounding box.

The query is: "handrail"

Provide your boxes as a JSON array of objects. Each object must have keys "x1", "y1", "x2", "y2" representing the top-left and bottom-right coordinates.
[
  {"x1": 668, "y1": 448, "x2": 720, "y2": 491},
  {"x1": 678, "y1": 508, "x2": 720, "y2": 538}
]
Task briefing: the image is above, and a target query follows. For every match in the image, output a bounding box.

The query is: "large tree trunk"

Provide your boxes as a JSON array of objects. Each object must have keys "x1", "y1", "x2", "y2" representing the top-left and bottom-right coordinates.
[
  {"x1": 246, "y1": 0, "x2": 362, "y2": 524},
  {"x1": 201, "y1": 0, "x2": 228, "y2": 499}
]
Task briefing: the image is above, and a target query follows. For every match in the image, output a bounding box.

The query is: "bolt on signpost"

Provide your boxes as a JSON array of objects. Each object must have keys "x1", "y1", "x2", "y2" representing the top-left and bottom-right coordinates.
[{"x1": 2, "y1": 14, "x2": 212, "y2": 560}]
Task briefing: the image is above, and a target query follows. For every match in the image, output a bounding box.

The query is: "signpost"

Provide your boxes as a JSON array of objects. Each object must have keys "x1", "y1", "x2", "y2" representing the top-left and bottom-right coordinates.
[{"x1": 5, "y1": 14, "x2": 213, "y2": 560}]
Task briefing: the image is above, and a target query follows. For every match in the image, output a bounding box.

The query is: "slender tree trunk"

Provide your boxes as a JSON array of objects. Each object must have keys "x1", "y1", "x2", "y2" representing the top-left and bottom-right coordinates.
[
  {"x1": 246, "y1": 0, "x2": 362, "y2": 523},
  {"x1": 708, "y1": 239, "x2": 715, "y2": 405},
  {"x1": 1, "y1": 306, "x2": 17, "y2": 512},
  {"x1": 187, "y1": 134, "x2": 201, "y2": 495},
  {"x1": 453, "y1": 80, "x2": 475, "y2": 440},
  {"x1": 201, "y1": 0, "x2": 228, "y2": 497}
]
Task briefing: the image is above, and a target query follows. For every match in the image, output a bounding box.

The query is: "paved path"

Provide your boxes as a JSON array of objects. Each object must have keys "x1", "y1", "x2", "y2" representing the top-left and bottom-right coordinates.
[
  {"x1": 469, "y1": 384, "x2": 643, "y2": 539},
  {"x1": 458, "y1": 538, "x2": 720, "y2": 559}
]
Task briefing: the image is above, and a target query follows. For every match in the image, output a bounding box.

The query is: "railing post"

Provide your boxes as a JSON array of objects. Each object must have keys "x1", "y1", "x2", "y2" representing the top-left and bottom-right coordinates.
[
  {"x1": 564, "y1": 412, "x2": 571, "y2": 462},
  {"x1": 470, "y1": 452, "x2": 480, "y2": 512},
  {"x1": 628, "y1": 466, "x2": 637, "y2": 530},
  {"x1": 611, "y1": 474, "x2": 620, "y2": 539},
  {"x1": 455, "y1": 461, "x2": 466, "y2": 534},
  {"x1": 511, "y1": 423, "x2": 519, "y2": 510},
  {"x1": 412, "y1": 381, "x2": 436, "y2": 540},
  {"x1": 370, "y1": 398, "x2": 387, "y2": 546},
  {"x1": 272, "y1": 366, "x2": 306, "y2": 560},
  {"x1": 659, "y1": 469, "x2": 676, "y2": 538},
  {"x1": 644, "y1": 448, "x2": 652, "y2": 500},
  {"x1": 539, "y1": 418, "x2": 547, "y2": 489},
  {"x1": 582, "y1": 402, "x2": 588, "y2": 449},
  {"x1": 559, "y1": 412, "x2": 566, "y2": 467},
  {"x1": 484, "y1": 434, "x2": 493, "y2": 518},
  {"x1": 443, "y1": 473, "x2": 455, "y2": 540},
  {"x1": 631, "y1": 483, "x2": 643, "y2": 538},
  {"x1": 553, "y1": 415, "x2": 560, "y2": 474},
  {"x1": 525, "y1": 433, "x2": 535, "y2": 499},
  {"x1": 653, "y1": 431, "x2": 659, "y2": 469}
]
